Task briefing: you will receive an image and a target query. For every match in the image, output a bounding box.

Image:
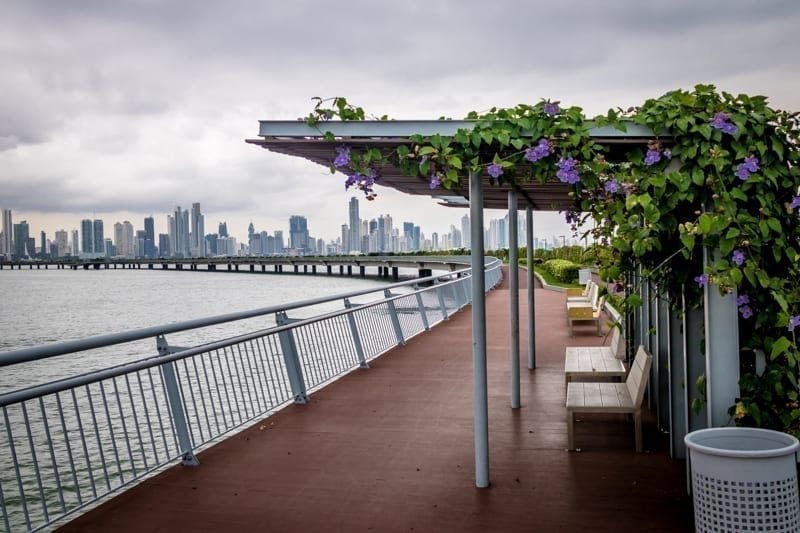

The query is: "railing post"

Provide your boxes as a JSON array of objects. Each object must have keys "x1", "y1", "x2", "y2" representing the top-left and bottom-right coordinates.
[
  {"x1": 344, "y1": 298, "x2": 369, "y2": 368},
  {"x1": 384, "y1": 289, "x2": 406, "y2": 346},
  {"x1": 156, "y1": 335, "x2": 199, "y2": 466},
  {"x1": 435, "y1": 282, "x2": 449, "y2": 321},
  {"x1": 414, "y1": 289, "x2": 430, "y2": 331},
  {"x1": 275, "y1": 311, "x2": 309, "y2": 404}
]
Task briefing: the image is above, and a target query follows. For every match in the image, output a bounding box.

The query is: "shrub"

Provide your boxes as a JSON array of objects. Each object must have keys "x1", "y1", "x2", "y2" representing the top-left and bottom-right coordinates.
[{"x1": 542, "y1": 259, "x2": 581, "y2": 283}]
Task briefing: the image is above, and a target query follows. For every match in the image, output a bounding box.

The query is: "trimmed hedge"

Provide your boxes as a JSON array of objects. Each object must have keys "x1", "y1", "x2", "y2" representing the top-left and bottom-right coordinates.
[{"x1": 542, "y1": 259, "x2": 581, "y2": 284}]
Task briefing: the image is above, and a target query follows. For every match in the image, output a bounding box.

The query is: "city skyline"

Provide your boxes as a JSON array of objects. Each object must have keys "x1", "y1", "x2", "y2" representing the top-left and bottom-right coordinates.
[{"x1": 1, "y1": 199, "x2": 586, "y2": 260}]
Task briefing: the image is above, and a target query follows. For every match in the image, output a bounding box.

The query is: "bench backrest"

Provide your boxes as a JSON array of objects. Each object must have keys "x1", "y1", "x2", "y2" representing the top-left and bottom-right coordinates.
[
  {"x1": 625, "y1": 345, "x2": 653, "y2": 408},
  {"x1": 609, "y1": 323, "x2": 625, "y2": 359}
]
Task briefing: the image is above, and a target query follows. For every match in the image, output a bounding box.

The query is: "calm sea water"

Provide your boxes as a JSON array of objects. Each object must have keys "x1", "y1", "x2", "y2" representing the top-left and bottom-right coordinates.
[{"x1": 0, "y1": 268, "x2": 395, "y2": 392}]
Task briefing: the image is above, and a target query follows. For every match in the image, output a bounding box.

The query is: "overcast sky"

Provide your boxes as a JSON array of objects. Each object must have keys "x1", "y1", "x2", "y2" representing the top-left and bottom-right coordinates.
[{"x1": 2, "y1": 0, "x2": 799, "y2": 246}]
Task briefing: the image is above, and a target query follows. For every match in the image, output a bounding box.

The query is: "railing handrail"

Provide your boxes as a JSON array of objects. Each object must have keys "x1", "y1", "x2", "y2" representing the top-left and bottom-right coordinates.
[{"x1": 0, "y1": 257, "x2": 480, "y2": 367}]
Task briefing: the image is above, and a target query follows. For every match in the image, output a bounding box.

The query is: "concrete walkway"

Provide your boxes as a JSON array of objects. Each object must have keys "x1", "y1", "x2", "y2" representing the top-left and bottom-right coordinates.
[{"x1": 60, "y1": 267, "x2": 693, "y2": 532}]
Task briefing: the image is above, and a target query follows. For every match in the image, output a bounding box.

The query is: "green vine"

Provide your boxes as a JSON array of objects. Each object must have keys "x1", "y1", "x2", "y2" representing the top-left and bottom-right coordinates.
[{"x1": 304, "y1": 86, "x2": 800, "y2": 436}]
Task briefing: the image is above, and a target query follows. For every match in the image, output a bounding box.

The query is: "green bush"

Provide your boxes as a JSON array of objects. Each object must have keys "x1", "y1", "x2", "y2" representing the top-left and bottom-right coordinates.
[{"x1": 542, "y1": 259, "x2": 581, "y2": 283}]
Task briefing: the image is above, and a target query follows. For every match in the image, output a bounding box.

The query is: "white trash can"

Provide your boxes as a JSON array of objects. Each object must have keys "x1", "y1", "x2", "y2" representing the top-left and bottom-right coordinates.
[{"x1": 685, "y1": 427, "x2": 800, "y2": 532}]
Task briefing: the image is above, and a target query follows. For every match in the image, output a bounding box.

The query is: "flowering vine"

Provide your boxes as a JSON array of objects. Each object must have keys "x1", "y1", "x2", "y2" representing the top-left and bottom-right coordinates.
[{"x1": 304, "y1": 85, "x2": 800, "y2": 436}]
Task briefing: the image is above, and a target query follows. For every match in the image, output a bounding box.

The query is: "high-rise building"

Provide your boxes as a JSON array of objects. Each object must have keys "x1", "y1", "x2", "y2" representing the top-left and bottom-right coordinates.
[
  {"x1": 461, "y1": 214, "x2": 471, "y2": 249},
  {"x1": 144, "y1": 216, "x2": 156, "y2": 258},
  {"x1": 274, "y1": 230, "x2": 284, "y2": 253},
  {"x1": 341, "y1": 224, "x2": 349, "y2": 252},
  {"x1": 289, "y1": 215, "x2": 309, "y2": 252},
  {"x1": 113, "y1": 221, "x2": 135, "y2": 257},
  {"x1": 13, "y1": 220, "x2": 29, "y2": 260},
  {"x1": 168, "y1": 207, "x2": 190, "y2": 257},
  {"x1": 348, "y1": 197, "x2": 360, "y2": 253},
  {"x1": 191, "y1": 202, "x2": 205, "y2": 257},
  {"x1": 1, "y1": 209, "x2": 12, "y2": 259},
  {"x1": 159, "y1": 234, "x2": 170, "y2": 257},
  {"x1": 93, "y1": 219, "x2": 104, "y2": 256},
  {"x1": 71, "y1": 229, "x2": 79, "y2": 257},
  {"x1": 40, "y1": 231, "x2": 47, "y2": 258},
  {"x1": 81, "y1": 219, "x2": 93, "y2": 255},
  {"x1": 219, "y1": 221, "x2": 228, "y2": 237}
]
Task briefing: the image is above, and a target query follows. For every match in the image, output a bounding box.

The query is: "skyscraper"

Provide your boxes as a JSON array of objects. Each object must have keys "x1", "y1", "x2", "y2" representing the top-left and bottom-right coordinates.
[
  {"x1": 71, "y1": 229, "x2": 79, "y2": 257},
  {"x1": 171, "y1": 206, "x2": 190, "y2": 257},
  {"x1": 289, "y1": 215, "x2": 309, "y2": 251},
  {"x1": 93, "y1": 219, "x2": 104, "y2": 256},
  {"x1": 80, "y1": 219, "x2": 93, "y2": 256},
  {"x1": 13, "y1": 220, "x2": 29, "y2": 259},
  {"x1": 348, "y1": 197, "x2": 360, "y2": 253},
  {"x1": 1, "y1": 209, "x2": 12, "y2": 259},
  {"x1": 461, "y1": 214, "x2": 471, "y2": 249},
  {"x1": 191, "y1": 202, "x2": 205, "y2": 257},
  {"x1": 143, "y1": 216, "x2": 156, "y2": 258},
  {"x1": 219, "y1": 221, "x2": 228, "y2": 237}
]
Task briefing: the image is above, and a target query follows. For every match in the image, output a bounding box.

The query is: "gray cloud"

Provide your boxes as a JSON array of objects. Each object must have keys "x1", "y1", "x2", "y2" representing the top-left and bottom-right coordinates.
[{"x1": 1, "y1": 0, "x2": 799, "y2": 242}]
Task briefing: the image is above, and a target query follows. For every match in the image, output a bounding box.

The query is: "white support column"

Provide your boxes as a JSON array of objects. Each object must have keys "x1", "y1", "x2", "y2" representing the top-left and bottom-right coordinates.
[
  {"x1": 508, "y1": 190, "x2": 520, "y2": 409},
  {"x1": 703, "y1": 249, "x2": 740, "y2": 427},
  {"x1": 526, "y1": 208, "x2": 536, "y2": 369},
  {"x1": 470, "y1": 170, "x2": 489, "y2": 489}
]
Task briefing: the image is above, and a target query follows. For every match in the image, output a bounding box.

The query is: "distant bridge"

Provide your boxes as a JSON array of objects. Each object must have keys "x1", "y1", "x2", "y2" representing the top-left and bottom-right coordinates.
[{"x1": 0, "y1": 255, "x2": 473, "y2": 280}]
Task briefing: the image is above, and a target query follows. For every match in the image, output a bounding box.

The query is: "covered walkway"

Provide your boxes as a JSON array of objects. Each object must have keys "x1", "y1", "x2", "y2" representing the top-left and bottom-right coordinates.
[{"x1": 60, "y1": 267, "x2": 693, "y2": 532}]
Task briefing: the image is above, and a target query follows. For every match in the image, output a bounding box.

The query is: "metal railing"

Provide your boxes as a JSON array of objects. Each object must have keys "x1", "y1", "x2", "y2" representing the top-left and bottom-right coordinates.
[{"x1": 0, "y1": 258, "x2": 502, "y2": 532}]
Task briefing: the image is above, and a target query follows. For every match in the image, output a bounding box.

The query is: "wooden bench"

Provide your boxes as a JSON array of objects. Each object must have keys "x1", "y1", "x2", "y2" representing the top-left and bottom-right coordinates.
[
  {"x1": 566, "y1": 280, "x2": 595, "y2": 303},
  {"x1": 564, "y1": 324, "x2": 626, "y2": 385},
  {"x1": 566, "y1": 295, "x2": 604, "y2": 336},
  {"x1": 566, "y1": 345, "x2": 652, "y2": 452}
]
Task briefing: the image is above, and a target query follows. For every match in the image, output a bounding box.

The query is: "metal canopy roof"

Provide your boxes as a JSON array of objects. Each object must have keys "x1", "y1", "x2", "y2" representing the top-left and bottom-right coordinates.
[{"x1": 246, "y1": 120, "x2": 663, "y2": 211}]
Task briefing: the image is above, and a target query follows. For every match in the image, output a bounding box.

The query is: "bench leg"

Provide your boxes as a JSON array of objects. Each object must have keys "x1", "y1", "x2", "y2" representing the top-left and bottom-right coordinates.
[
  {"x1": 634, "y1": 410, "x2": 642, "y2": 452},
  {"x1": 567, "y1": 409, "x2": 575, "y2": 450}
]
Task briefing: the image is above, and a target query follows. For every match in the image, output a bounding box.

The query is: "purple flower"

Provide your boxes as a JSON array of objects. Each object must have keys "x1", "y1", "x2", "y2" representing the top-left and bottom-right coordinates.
[
  {"x1": 604, "y1": 179, "x2": 621, "y2": 194},
  {"x1": 334, "y1": 145, "x2": 351, "y2": 167},
  {"x1": 644, "y1": 149, "x2": 661, "y2": 166},
  {"x1": 556, "y1": 157, "x2": 580, "y2": 184},
  {"x1": 732, "y1": 249, "x2": 745, "y2": 266},
  {"x1": 543, "y1": 101, "x2": 559, "y2": 116},
  {"x1": 791, "y1": 196, "x2": 800, "y2": 209},
  {"x1": 738, "y1": 305, "x2": 753, "y2": 319},
  {"x1": 741, "y1": 155, "x2": 759, "y2": 173},
  {"x1": 788, "y1": 315, "x2": 800, "y2": 331},
  {"x1": 524, "y1": 139, "x2": 550, "y2": 163},
  {"x1": 487, "y1": 163, "x2": 504, "y2": 178},
  {"x1": 735, "y1": 167, "x2": 752, "y2": 181},
  {"x1": 736, "y1": 294, "x2": 750, "y2": 307},
  {"x1": 694, "y1": 273, "x2": 709, "y2": 287},
  {"x1": 710, "y1": 112, "x2": 738, "y2": 135},
  {"x1": 429, "y1": 173, "x2": 441, "y2": 189}
]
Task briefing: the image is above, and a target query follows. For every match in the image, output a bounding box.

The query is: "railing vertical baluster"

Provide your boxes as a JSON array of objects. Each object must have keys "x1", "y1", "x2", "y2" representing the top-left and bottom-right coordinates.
[
  {"x1": 135, "y1": 372, "x2": 159, "y2": 468},
  {"x1": 39, "y1": 397, "x2": 66, "y2": 513},
  {"x1": 415, "y1": 291, "x2": 430, "y2": 331},
  {"x1": 276, "y1": 311, "x2": 309, "y2": 404},
  {"x1": 384, "y1": 290, "x2": 406, "y2": 346},
  {"x1": 0, "y1": 471, "x2": 10, "y2": 533},
  {"x1": 199, "y1": 355, "x2": 222, "y2": 436},
  {"x1": 191, "y1": 357, "x2": 214, "y2": 437},
  {"x1": 4, "y1": 406, "x2": 31, "y2": 531},
  {"x1": 435, "y1": 284, "x2": 449, "y2": 321},
  {"x1": 221, "y1": 346, "x2": 245, "y2": 424},
  {"x1": 209, "y1": 349, "x2": 233, "y2": 431},
  {"x1": 71, "y1": 388, "x2": 97, "y2": 498},
  {"x1": 22, "y1": 401, "x2": 49, "y2": 523},
  {"x1": 56, "y1": 391, "x2": 82, "y2": 505},
  {"x1": 86, "y1": 385, "x2": 111, "y2": 491},
  {"x1": 99, "y1": 381, "x2": 124, "y2": 484},
  {"x1": 158, "y1": 358, "x2": 200, "y2": 466},
  {"x1": 147, "y1": 368, "x2": 174, "y2": 458},
  {"x1": 124, "y1": 374, "x2": 148, "y2": 471},
  {"x1": 178, "y1": 359, "x2": 205, "y2": 444},
  {"x1": 112, "y1": 377, "x2": 137, "y2": 478},
  {"x1": 246, "y1": 340, "x2": 269, "y2": 412},
  {"x1": 233, "y1": 344, "x2": 256, "y2": 419}
]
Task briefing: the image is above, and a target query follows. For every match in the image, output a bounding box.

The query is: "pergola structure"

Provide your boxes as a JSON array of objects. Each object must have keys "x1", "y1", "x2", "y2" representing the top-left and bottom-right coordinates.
[{"x1": 247, "y1": 119, "x2": 739, "y2": 488}]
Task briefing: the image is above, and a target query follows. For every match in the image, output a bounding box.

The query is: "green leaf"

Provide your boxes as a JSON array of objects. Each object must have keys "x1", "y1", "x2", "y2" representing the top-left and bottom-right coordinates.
[
  {"x1": 769, "y1": 337, "x2": 792, "y2": 361},
  {"x1": 510, "y1": 138, "x2": 525, "y2": 150},
  {"x1": 448, "y1": 155, "x2": 463, "y2": 170},
  {"x1": 418, "y1": 146, "x2": 437, "y2": 156},
  {"x1": 698, "y1": 214, "x2": 713, "y2": 234}
]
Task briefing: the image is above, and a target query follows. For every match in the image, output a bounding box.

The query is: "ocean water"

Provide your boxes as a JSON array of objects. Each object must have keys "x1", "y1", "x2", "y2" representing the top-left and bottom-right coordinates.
[{"x1": 0, "y1": 267, "x2": 395, "y2": 391}]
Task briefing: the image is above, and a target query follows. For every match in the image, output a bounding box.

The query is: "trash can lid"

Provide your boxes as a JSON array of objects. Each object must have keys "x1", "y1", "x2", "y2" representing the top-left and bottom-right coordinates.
[{"x1": 684, "y1": 427, "x2": 799, "y2": 458}]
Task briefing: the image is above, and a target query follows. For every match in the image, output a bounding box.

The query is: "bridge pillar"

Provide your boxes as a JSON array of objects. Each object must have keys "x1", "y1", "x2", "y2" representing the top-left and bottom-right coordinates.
[
  {"x1": 339, "y1": 265, "x2": 344, "y2": 275},
  {"x1": 347, "y1": 265, "x2": 352, "y2": 276},
  {"x1": 262, "y1": 265, "x2": 266, "y2": 272},
  {"x1": 312, "y1": 265, "x2": 316, "y2": 274},
  {"x1": 392, "y1": 267, "x2": 399, "y2": 280},
  {"x1": 250, "y1": 264, "x2": 255, "y2": 272},
  {"x1": 327, "y1": 265, "x2": 332, "y2": 275},
  {"x1": 418, "y1": 268, "x2": 432, "y2": 279},
  {"x1": 359, "y1": 265, "x2": 365, "y2": 277}
]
